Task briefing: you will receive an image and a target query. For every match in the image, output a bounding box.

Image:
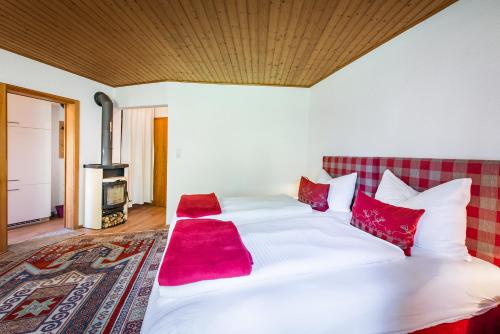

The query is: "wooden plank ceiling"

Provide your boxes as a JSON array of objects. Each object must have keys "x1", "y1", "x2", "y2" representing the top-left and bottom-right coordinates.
[{"x1": 0, "y1": 0, "x2": 456, "y2": 87}]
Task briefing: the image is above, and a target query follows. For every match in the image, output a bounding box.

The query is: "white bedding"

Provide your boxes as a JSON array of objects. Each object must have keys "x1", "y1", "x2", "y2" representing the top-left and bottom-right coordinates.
[
  {"x1": 221, "y1": 194, "x2": 312, "y2": 216},
  {"x1": 166, "y1": 194, "x2": 312, "y2": 245},
  {"x1": 161, "y1": 212, "x2": 404, "y2": 299},
  {"x1": 144, "y1": 254, "x2": 500, "y2": 334},
  {"x1": 144, "y1": 195, "x2": 500, "y2": 333}
]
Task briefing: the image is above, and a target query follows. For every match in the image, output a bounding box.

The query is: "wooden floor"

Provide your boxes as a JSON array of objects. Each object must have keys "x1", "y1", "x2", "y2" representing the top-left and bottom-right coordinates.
[
  {"x1": 8, "y1": 204, "x2": 167, "y2": 245},
  {"x1": 8, "y1": 218, "x2": 66, "y2": 245}
]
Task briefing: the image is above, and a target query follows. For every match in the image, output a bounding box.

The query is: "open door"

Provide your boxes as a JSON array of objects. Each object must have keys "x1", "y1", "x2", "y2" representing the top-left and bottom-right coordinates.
[{"x1": 153, "y1": 117, "x2": 167, "y2": 207}]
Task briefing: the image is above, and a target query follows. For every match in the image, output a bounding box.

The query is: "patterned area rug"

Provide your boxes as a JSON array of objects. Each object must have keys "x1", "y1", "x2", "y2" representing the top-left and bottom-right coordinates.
[{"x1": 0, "y1": 229, "x2": 167, "y2": 333}]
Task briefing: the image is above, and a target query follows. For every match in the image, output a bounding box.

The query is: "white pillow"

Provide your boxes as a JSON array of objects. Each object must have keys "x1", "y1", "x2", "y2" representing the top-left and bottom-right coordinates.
[
  {"x1": 316, "y1": 169, "x2": 357, "y2": 213},
  {"x1": 375, "y1": 169, "x2": 419, "y2": 204},
  {"x1": 375, "y1": 169, "x2": 472, "y2": 260}
]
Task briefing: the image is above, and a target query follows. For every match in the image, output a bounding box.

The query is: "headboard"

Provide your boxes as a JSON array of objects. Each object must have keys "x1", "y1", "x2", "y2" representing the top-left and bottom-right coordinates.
[{"x1": 323, "y1": 156, "x2": 500, "y2": 265}]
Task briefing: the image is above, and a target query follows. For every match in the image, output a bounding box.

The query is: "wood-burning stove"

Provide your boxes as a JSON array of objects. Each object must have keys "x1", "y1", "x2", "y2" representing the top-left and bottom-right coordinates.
[
  {"x1": 83, "y1": 165, "x2": 129, "y2": 229},
  {"x1": 83, "y1": 92, "x2": 129, "y2": 229}
]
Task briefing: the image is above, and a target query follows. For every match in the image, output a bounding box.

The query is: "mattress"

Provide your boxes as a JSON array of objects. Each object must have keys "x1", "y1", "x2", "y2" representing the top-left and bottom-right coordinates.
[{"x1": 144, "y1": 195, "x2": 500, "y2": 333}]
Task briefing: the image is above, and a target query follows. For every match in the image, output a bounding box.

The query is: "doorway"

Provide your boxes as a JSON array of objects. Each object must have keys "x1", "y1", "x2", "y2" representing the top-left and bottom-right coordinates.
[
  {"x1": 0, "y1": 83, "x2": 80, "y2": 253},
  {"x1": 117, "y1": 106, "x2": 167, "y2": 223},
  {"x1": 6, "y1": 95, "x2": 66, "y2": 245},
  {"x1": 106, "y1": 106, "x2": 168, "y2": 231}
]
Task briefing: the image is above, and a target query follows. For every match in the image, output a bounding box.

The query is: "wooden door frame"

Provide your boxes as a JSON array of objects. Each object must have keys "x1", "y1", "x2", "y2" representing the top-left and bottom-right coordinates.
[{"x1": 0, "y1": 83, "x2": 80, "y2": 253}]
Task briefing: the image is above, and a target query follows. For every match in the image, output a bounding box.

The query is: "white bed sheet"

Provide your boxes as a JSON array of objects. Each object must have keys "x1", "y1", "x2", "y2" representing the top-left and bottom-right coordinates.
[
  {"x1": 143, "y1": 253, "x2": 500, "y2": 334},
  {"x1": 161, "y1": 211, "x2": 404, "y2": 299},
  {"x1": 166, "y1": 194, "x2": 313, "y2": 245}
]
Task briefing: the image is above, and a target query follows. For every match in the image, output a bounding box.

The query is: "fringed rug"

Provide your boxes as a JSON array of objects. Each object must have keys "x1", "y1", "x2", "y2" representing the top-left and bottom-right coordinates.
[{"x1": 0, "y1": 229, "x2": 168, "y2": 334}]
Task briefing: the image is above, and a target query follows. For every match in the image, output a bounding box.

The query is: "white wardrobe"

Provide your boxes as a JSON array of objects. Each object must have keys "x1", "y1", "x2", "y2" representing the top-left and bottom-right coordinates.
[{"x1": 7, "y1": 94, "x2": 52, "y2": 225}]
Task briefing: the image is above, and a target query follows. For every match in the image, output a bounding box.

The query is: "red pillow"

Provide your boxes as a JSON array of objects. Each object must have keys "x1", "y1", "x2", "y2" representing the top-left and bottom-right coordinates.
[
  {"x1": 176, "y1": 193, "x2": 222, "y2": 218},
  {"x1": 298, "y1": 177, "x2": 330, "y2": 212},
  {"x1": 351, "y1": 191, "x2": 425, "y2": 256}
]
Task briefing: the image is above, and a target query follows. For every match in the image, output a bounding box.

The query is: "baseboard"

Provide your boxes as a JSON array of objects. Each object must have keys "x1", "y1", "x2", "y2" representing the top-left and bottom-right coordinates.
[{"x1": 7, "y1": 217, "x2": 50, "y2": 230}]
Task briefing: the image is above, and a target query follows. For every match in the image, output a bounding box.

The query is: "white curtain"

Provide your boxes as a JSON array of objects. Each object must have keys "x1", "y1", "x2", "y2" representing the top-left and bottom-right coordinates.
[{"x1": 121, "y1": 108, "x2": 155, "y2": 205}]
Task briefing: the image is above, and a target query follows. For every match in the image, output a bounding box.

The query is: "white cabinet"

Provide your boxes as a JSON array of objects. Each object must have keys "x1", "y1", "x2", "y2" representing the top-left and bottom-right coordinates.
[
  {"x1": 7, "y1": 94, "x2": 52, "y2": 225},
  {"x1": 7, "y1": 94, "x2": 52, "y2": 129},
  {"x1": 8, "y1": 126, "x2": 51, "y2": 186},
  {"x1": 8, "y1": 184, "x2": 51, "y2": 223}
]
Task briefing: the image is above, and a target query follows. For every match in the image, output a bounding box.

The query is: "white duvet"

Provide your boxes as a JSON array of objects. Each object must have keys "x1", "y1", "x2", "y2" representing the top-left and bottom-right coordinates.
[
  {"x1": 144, "y1": 254, "x2": 500, "y2": 334},
  {"x1": 160, "y1": 213, "x2": 404, "y2": 299},
  {"x1": 143, "y1": 195, "x2": 500, "y2": 334}
]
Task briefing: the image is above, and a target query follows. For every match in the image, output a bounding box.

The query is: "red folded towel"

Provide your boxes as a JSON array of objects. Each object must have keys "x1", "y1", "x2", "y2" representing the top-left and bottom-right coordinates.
[
  {"x1": 176, "y1": 193, "x2": 222, "y2": 218},
  {"x1": 158, "y1": 219, "x2": 253, "y2": 286}
]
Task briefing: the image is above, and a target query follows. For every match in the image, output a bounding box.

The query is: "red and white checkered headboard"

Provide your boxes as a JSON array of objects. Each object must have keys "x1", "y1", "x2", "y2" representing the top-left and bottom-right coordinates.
[{"x1": 323, "y1": 156, "x2": 500, "y2": 265}]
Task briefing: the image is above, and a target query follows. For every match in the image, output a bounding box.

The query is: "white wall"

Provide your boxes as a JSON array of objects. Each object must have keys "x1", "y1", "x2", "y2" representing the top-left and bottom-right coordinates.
[
  {"x1": 114, "y1": 82, "x2": 169, "y2": 108},
  {"x1": 116, "y1": 83, "x2": 310, "y2": 220},
  {"x1": 51, "y1": 103, "x2": 64, "y2": 211},
  {"x1": 0, "y1": 49, "x2": 114, "y2": 225},
  {"x1": 308, "y1": 0, "x2": 500, "y2": 174},
  {"x1": 166, "y1": 83, "x2": 310, "y2": 219}
]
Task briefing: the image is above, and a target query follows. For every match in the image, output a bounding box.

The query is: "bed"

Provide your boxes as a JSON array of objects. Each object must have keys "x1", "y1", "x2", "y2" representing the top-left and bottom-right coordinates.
[
  {"x1": 142, "y1": 156, "x2": 500, "y2": 333},
  {"x1": 166, "y1": 194, "x2": 314, "y2": 245}
]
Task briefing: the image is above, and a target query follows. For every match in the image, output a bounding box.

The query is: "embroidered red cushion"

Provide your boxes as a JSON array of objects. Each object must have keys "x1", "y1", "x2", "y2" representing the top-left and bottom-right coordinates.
[
  {"x1": 298, "y1": 177, "x2": 330, "y2": 212},
  {"x1": 351, "y1": 191, "x2": 425, "y2": 256},
  {"x1": 176, "y1": 193, "x2": 222, "y2": 218}
]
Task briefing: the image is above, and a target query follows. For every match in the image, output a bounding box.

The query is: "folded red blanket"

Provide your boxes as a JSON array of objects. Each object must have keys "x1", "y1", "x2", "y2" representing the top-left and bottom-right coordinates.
[
  {"x1": 176, "y1": 193, "x2": 222, "y2": 218},
  {"x1": 158, "y1": 219, "x2": 253, "y2": 286}
]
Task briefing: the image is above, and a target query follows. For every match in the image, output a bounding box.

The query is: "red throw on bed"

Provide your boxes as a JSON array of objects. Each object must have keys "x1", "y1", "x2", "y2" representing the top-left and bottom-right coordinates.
[
  {"x1": 176, "y1": 193, "x2": 222, "y2": 218},
  {"x1": 158, "y1": 219, "x2": 253, "y2": 286}
]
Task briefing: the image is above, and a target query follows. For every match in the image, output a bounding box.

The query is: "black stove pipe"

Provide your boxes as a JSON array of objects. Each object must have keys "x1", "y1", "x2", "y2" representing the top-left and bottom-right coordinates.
[{"x1": 94, "y1": 92, "x2": 113, "y2": 166}]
